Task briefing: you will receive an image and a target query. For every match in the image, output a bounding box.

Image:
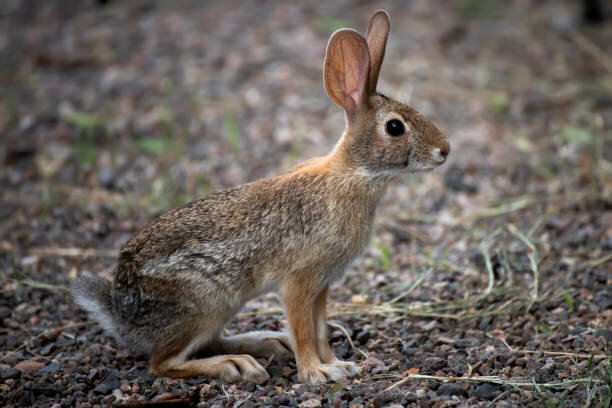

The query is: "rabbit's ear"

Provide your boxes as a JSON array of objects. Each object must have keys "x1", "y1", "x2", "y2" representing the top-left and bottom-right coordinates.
[
  {"x1": 365, "y1": 10, "x2": 390, "y2": 95},
  {"x1": 324, "y1": 29, "x2": 371, "y2": 120}
]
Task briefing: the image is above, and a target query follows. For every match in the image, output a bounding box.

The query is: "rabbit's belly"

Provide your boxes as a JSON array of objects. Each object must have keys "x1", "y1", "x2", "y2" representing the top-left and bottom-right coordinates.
[{"x1": 253, "y1": 276, "x2": 281, "y2": 296}]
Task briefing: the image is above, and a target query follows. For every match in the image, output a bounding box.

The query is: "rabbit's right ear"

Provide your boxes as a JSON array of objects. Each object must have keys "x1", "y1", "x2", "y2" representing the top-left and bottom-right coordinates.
[
  {"x1": 366, "y1": 10, "x2": 390, "y2": 95},
  {"x1": 324, "y1": 29, "x2": 371, "y2": 121}
]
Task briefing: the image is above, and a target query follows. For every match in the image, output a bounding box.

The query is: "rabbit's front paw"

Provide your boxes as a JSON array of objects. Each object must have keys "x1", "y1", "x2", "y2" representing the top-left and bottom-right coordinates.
[{"x1": 298, "y1": 361, "x2": 357, "y2": 385}]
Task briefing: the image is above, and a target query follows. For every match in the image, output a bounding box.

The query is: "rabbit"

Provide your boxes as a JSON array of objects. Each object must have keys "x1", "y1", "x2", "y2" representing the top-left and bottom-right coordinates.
[{"x1": 71, "y1": 10, "x2": 450, "y2": 385}]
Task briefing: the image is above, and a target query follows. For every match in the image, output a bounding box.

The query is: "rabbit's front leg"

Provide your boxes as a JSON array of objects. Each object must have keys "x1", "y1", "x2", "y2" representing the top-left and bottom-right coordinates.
[
  {"x1": 313, "y1": 285, "x2": 360, "y2": 377},
  {"x1": 284, "y1": 279, "x2": 348, "y2": 385}
]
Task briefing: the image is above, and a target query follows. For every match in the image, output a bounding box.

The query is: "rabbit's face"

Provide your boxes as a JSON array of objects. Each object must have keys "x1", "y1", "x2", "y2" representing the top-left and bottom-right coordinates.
[{"x1": 345, "y1": 94, "x2": 450, "y2": 176}]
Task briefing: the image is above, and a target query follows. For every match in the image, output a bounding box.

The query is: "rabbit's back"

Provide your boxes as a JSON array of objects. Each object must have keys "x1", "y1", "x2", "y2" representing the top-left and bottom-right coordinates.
[{"x1": 115, "y1": 170, "x2": 385, "y2": 295}]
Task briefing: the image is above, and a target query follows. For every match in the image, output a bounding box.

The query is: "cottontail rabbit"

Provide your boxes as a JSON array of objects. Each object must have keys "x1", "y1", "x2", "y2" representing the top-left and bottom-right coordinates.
[{"x1": 72, "y1": 10, "x2": 450, "y2": 385}]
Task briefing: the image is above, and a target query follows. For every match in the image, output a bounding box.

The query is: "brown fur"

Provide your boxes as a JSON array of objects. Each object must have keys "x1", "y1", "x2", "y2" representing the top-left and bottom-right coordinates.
[{"x1": 71, "y1": 10, "x2": 450, "y2": 385}]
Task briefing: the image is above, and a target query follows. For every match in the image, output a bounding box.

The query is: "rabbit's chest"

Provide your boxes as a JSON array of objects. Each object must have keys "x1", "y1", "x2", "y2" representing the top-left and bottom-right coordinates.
[
  {"x1": 335, "y1": 209, "x2": 375, "y2": 256},
  {"x1": 313, "y1": 197, "x2": 378, "y2": 278}
]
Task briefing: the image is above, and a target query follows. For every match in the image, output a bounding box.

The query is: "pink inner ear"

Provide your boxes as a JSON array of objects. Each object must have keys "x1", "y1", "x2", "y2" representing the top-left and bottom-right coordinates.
[
  {"x1": 349, "y1": 90, "x2": 361, "y2": 107},
  {"x1": 338, "y1": 36, "x2": 367, "y2": 109},
  {"x1": 343, "y1": 60, "x2": 362, "y2": 107}
]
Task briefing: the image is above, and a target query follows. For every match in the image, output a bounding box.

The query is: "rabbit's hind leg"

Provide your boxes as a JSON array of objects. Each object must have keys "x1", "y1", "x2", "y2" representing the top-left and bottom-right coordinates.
[
  {"x1": 149, "y1": 321, "x2": 269, "y2": 383},
  {"x1": 151, "y1": 353, "x2": 269, "y2": 384},
  {"x1": 216, "y1": 331, "x2": 294, "y2": 360}
]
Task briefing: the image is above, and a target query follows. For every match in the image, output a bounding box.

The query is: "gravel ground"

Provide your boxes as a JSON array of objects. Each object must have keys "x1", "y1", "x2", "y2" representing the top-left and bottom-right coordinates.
[{"x1": 1, "y1": 1, "x2": 611, "y2": 407}]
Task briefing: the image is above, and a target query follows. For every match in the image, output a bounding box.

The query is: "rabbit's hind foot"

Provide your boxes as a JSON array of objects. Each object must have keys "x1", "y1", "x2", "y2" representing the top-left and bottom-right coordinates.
[
  {"x1": 149, "y1": 327, "x2": 270, "y2": 383},
  {"x1": 150, "y1": 353, "x2": 269, "y2": 384},
  {"x1": 217, "y1": 331, "x2": 293, "y2": 361}
]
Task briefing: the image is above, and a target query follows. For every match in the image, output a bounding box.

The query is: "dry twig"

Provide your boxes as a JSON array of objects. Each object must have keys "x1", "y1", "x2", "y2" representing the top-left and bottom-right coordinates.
[
  {"x1": 507, "y1": 224, "x2": 540, "y2": 310},
  {"x1": 570, "y1": 32, "x2": 612, "y2": 74},
  {"x1": 28, "y1": 247, "x2": 119, "y2": 258},
  {"x1": 388, "y1": 267, "x2": 432, "y2": 304},
  {"x1": 479, "y1": 228, "x2": 502, "y2": 298},
  {"x1": 0, "y1": 322, "x2": 94, "y2": 363}
]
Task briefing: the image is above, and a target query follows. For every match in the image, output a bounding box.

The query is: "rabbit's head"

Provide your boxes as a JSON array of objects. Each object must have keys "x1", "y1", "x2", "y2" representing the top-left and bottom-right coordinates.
[{"x1": 324, "y1": 10, "x2": 450, "y2": 176}]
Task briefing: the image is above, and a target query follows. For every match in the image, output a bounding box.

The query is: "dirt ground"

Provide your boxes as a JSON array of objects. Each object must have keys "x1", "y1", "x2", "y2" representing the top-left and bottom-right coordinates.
[{"x1": 1, "y1": 0, "x2": 611, "y2": 407}]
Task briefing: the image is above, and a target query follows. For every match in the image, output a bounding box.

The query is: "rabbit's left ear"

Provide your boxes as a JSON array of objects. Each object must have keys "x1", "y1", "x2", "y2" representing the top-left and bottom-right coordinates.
[
  {"x1": 324, "y1": 29, "x2": 371, "y2": 120},
  {"x1": 366, "y1": 10, "x2": 390, "y2": 95}
]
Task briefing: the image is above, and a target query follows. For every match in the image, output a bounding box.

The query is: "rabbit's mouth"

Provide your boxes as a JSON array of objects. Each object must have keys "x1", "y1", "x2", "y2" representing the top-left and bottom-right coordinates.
[
  {"x1": 404, "y1": 146, "x2": 441, "y2": 171},
  {"x1": 406, "y1": 157, "x2": 444, "y2": 172}
]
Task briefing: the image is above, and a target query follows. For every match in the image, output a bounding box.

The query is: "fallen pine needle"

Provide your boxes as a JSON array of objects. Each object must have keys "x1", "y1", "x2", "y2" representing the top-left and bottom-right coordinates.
[
  {"x1": 497, "y1": 336, "x2": 608, "y2": 360},
  {"x1": 384, "y1": 373, "x2": 599, "y2": 392},
  {"x1": 20, "y1": 279, "x2": 69, "y2": 292},
  {"x1": 328, "y1": 321, "x2": 368, "y2": 359}
]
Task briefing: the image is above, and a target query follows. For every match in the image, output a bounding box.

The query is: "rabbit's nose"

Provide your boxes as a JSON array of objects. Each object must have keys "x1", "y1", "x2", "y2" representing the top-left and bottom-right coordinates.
[
  {"x1": 433, "y1": 145, "x2": 450, "y2": 163},
  {"x1": 441, "y1": 140, "x2": 451, "y2": 157},
  {"x1": 440, "y1": 147, "x2": 449, "y2": 159}
]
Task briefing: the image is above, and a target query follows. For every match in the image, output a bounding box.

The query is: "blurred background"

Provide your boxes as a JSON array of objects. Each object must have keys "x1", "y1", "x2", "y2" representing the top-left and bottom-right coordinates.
[{"x1": 0, "y1": 1, "x2": 610, "y2": 407}]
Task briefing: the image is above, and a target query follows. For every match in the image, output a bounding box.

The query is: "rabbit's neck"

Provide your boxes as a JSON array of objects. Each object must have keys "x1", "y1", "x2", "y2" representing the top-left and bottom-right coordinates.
[
  {"x1": 332, "y1": 140, "x2": 397, "y2": 193},
  {"x1": 291, "y1": 138, "x2": 394, "y2": 206},
  {"x1": 297, "y1": 138, "x2": 396, "y2": 180}
]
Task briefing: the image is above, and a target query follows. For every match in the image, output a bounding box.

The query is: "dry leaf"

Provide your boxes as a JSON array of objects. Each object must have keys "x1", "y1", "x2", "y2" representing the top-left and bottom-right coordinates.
[
  {"x1": 15, "y1": 360, "x2": 45, "y2": 371},
  {"x1": 351, "y1": 294, "x2": 371, "y2": 304}
]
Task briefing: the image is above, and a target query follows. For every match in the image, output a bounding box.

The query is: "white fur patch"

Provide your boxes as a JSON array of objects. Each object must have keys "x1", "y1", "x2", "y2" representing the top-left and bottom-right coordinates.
[{"x1": 73, "y1": 293, "x2": 118, "y2": 339}]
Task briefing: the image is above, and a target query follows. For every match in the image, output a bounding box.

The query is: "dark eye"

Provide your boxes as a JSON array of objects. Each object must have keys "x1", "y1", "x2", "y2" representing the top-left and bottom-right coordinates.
[{"x1": 386, "y1": 119, "x2": 405, "y2": 137}]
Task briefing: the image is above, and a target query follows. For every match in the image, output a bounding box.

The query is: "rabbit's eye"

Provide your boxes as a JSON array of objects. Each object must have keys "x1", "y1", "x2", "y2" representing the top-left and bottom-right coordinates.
[{"x1": 386, "y1": 119, "x2": 405, "y2": 137}]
